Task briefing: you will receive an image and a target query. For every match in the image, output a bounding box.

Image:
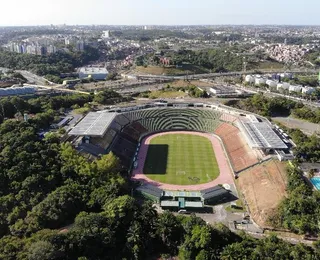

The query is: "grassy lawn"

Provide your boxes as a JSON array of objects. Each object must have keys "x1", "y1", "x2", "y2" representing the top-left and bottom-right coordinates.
[
  {"x1": 136, "y1": 64, "x2": 208, "y2": 75},
  {"x1": 73, "y1": 107, "x2": 91, "y2": 114},
  {"x1": 225, "y1": 199, "x2": 245, "y2": 212},
  {"x1": 256, "y1": 61, "x2": 284, "y2": 70},
  {"x1": 143, "y1": 133, "x2": 219, "y2": 185}
]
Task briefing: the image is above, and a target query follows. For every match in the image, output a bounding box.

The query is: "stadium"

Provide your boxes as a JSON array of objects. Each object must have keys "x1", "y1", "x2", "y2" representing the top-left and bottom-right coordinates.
[{"x1": 69, "y1": 101, "x2": 293, "y2": 211}]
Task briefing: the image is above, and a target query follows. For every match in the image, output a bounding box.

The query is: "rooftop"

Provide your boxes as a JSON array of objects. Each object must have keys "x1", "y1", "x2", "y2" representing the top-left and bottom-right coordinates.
[
  {"x1": 200, "y1": 185, "x2": 230, "y2": 200},
  {"x1": 163, "y1": 190, "x2": 202, "y2": 198},
  {"x1": 69, "y1": 112, "x2": 117, "y2": 137},
  {"x1": 136, "y1": 184, "x2": 164, "y2": 198},
  {"x1": 240, "y1": 121, "x2": 288, "y2": 149},
  {"x1": 79, "y1": 67, "x2": 108, "y2": 74}
]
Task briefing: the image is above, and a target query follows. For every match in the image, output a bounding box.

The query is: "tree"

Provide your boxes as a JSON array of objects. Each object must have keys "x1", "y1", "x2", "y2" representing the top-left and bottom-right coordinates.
[
  {"x1": 126, "y1": 221, "x2": 144, "y2": 260},
  {"x1": 156, "y1": 211, "x2": 183, "y2": 254},
  {"x1": 179, "y1": 224, "x2": 212, "y2": 260},
  {"x1": 27, "y1": 241, "x2": 60, "y2": 260},
  {"x1": 106, "y1": 72, "x2": 118, "y2": 81},
  {"x1": 67, "y1": 212, "x2": 115, "y2": 259},
  {"x1": 25, "y1": 183, "x2": 88, "y2": 232},
  {"x1": 93, "y1": 89, "x2": 128, "y2": 105}
]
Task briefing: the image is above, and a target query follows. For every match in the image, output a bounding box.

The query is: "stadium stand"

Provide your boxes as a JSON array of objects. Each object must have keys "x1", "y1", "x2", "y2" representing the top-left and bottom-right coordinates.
[
  {"x1": 120, "y1": 108, "x2": 222, "y2": 134},
  {"x1": 136, "y1": 184, "x2": 163, "y2": 203},
  {"x1": 114, "y1": 114, "x2": 130, "y2": 127},
  {"x1": 111, "y1": 134, "x2": 137, "y2": 166},
  {"x1": 69, "y1": 105, "x2": 244, "y2": 167},
  {"x1": 122, "y1": 122, "x2": 148, "y2": 142},
  {"x1": 122, "y1": 108, "x2": 222, "y2": 122},
  {"x1": 136, "y1": 116, "x2": 221, "y2": 133},
  {"x1": 91, "y1": 128, "x2": 117, "y2": 150},
  {"x1": 219, "y1": 113, "x2": 238, "y2": 123},
  {"x1": 137, "y1": 185, "x2": 231, "y2": 209},
  {"x1": 77, "y1": 143, "x2": 107, "y2": 157},
  {"x1": 215, "y1": 123, "x2": 258, "y2": 173}
]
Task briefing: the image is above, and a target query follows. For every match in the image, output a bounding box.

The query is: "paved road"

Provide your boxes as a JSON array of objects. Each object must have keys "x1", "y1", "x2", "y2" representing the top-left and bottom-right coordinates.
[
  {"x1": 24, "y1": 84, "x2": 90, "y2": 95},
  {"x1": 129, "y1": 68, "x2": 318, "y2": 81},
  {"x1": 10, "y1": 68, "x2": 320, "y2": 109},
  {"x1": 17, "y1": 70, "x2": 56, "y2": 86},
  {"x1": 235, "y1": 85, "x2": 320, "y2": 108},
  {"x1": 273, "y1": 116, "x2": 320, "y2": 135}
]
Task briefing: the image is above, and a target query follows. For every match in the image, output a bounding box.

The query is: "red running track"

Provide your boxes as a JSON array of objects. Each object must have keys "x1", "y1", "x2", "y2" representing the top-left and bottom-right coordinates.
[{"x1": 132, "y1": 131, "x2": 234, "y2": 191}]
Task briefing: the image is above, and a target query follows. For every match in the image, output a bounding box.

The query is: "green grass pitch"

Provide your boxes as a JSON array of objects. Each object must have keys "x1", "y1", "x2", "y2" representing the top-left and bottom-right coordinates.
[{"x1": 143, "y1": 133, "x2": 219, "y2": 185}]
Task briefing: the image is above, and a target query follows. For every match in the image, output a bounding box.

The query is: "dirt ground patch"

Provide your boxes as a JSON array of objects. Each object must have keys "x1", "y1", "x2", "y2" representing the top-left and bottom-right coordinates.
[{"x1": 237, "y1": 160, "x2": 287, "y2": 228}]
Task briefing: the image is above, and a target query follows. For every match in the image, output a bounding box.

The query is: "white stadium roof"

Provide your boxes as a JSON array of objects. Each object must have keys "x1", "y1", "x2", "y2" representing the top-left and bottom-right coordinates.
[
  {"x1": 69, "y1": 112, "x2": 117, "y2": 137},
  {"x1": 241, "y1": 121, "x2": 288, "y2": 149}
]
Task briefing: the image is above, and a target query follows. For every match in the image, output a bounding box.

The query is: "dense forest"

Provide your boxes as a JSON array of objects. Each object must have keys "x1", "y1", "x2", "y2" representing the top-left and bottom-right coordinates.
[
  {"x1": 112, "y1": 29, "x2": 196, "y2": 41},
  {"x1": 270, "y1": 164, "x2": 320, "y2": 235},
  {"x1": 0, "y1": 89, "x2": 128, "y2": 125},
  {"x1": 0, "y1": 47, "x2": 99, "y2": 81},
  {"x1": 137, "y1": 48, "x2": 256, "y2": 73},
  {"x1": 167, "y1": 49, "x2": 248, "y2": 72},
  {"x1": 306, "y1": 48, "x2": 320, "y2": 67},
  {"x1": 225, "y1": 93, "x2": 320, "y2": 123},
  {"x1": 171, "y1": 49, "x2": 243, "y2": 71}
]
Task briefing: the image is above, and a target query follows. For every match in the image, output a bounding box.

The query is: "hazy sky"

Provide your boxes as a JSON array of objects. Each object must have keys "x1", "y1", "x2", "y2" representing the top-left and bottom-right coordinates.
[{"x1": 1, "y1": 0, "x2": 320, "y2": 26}]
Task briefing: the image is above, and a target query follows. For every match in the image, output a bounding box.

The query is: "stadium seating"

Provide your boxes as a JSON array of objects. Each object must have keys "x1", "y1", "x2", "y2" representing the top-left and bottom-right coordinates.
[
  {"x1": 111, "y1": 134, "x2": 137, "y2": 166},
  {"x1": 215, "y1": 123, "x2": 258, "y2": 172},
  {"x1": 92, "y1": 107, "x2": 240, "y2": 166},
  {"x1": 114, "y1": 114, "x2": 130, "y2": 127},
  {"x1": 122, "y1": 122, "x2": 148, "y2": 142},
  {"x1": 77, "y1": 143, "x2": 106, "y2": 157},
  {"x1": 123, "y1": 108, "x2": 222, "y2": 122},
  {"x1": 91, "y1": 128, "x2": 117, "y2": 150},
  {"x1": 123, "y1": 109, "x2": 158, "y2": 122},
  {"x1": 119, "y1": 108, "x2": 224, "y2": 138},
  {"x1": 219, "y1": 113, "x2": 238, "y2": 123}
]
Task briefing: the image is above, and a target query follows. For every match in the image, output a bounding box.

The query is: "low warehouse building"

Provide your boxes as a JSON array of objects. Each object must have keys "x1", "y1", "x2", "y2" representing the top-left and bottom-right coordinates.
[{"x1": 79, "y1": 67, "x2": 108, "y2": 80}]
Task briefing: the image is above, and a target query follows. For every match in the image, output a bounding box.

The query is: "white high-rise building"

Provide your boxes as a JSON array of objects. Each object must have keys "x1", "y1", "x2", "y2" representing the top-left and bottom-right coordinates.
[
  {"x1": 266, "y1": 80, "x2": 277, "y2": 88},
  {"x1": 102, "y1": 30, "x2": 110, "y2": 38},
  {"x1": 302, "y1": 86, "x2": 315, "y2": 94},
  {"x1": 289, "y1": 85, "x2": 302, "y2": 93},
  {"x1": 47, "y1": 45, "x2": 57, "y2": 54},
  {"x1": 244, "y1": 75, "x2": 255, "y2": 83},
  {"x1": 65, "y1": 37, "x2": 73, "y2": 45}
]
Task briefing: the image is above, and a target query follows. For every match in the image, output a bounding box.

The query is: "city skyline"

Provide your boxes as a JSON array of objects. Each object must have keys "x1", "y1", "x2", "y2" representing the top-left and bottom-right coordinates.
[{"x1": 1, "y1": 0, "x2": 320, "y2": 26}]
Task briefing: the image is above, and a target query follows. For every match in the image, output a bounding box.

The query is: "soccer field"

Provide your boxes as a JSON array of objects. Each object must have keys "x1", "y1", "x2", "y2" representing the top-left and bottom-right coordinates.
[{"x1": 143, "y1": 133, "x2": 220, "y2": 185}]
